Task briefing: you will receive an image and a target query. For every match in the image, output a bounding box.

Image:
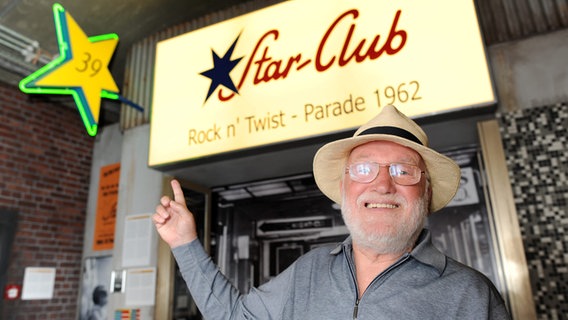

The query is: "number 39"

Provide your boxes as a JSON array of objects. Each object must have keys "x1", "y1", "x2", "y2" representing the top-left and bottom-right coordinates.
[{"x1": 75, "y1": 52, "x2": 102, "y2": 77}]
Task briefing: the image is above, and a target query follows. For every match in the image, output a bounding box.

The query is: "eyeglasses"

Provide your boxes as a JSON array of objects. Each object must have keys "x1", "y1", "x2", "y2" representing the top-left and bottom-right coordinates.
[{"x1": 345, "y1": 162, "x2": 425, "y2": 186}]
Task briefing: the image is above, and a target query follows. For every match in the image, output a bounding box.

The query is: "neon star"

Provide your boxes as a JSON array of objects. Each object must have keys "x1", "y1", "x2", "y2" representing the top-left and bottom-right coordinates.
[
  {"x1": 19, "y1": 3, "x2": 119, "y2": 136},
  {"x1": 200, "y1": 36, "x2": 243, "y2": 103}
]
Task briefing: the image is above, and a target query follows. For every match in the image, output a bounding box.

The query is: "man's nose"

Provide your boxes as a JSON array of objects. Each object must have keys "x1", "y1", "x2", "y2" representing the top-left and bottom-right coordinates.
[{"x1": 371, "y1": 166, "x2": 396, "y2": 193}]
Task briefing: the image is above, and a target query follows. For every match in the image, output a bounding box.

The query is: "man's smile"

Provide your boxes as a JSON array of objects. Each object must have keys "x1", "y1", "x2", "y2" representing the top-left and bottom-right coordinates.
[{"x1": 365, "y1": 202, "x2": 399, "y2": 209}]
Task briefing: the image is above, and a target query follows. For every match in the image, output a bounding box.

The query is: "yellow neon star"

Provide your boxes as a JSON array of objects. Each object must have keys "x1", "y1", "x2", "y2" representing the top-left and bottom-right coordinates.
[{"x1": 34, "y1": 9, "x2": 118, "y2": 125}]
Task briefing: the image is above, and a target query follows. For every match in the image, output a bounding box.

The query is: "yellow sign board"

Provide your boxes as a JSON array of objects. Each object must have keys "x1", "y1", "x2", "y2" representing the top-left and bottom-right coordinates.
[{"x1": 150, "y1": 0, "x2": 494, "y2": 166}]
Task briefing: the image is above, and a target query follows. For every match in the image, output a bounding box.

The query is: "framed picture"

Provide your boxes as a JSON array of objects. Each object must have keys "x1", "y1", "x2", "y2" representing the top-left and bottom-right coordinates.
[
  {"x1": 153, "y1": 121, "x2": 536, "y2": 320},
  {"x1": 428, "y1": 148, "x2": 505, "y2": 295}
]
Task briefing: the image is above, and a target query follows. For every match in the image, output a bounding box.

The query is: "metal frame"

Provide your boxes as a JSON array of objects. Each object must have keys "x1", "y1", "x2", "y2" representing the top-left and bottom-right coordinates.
[
  {"x1": 477, "y1": 119, "x2": 536, "y2": 319},
  {"x1": 155, "y1": 176, "x2": 212, "y2": 320}
]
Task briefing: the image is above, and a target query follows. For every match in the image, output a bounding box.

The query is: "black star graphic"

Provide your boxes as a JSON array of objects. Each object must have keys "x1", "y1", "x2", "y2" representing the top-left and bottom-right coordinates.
[{"x1": 200, "y1": 36, "x2": 243, "y2": 102}]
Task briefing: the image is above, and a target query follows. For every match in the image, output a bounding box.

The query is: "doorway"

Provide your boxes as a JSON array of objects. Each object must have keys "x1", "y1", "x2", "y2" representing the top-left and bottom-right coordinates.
[
  {"x1": 0, "y1": 210, "x2": 17, "y2": 315},
  {"x1": 167, "y1": 144, "x2": 517, "y2": 319},
  {"x1": 207, "y1": 145, "x2": 505, "y2": 294},
  {"x1": 212, "y1": 173, "x2": 348, "y2": 290}
]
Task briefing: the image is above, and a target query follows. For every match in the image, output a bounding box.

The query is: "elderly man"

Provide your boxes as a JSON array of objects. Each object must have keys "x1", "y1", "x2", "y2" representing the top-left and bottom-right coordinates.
[{"x1": 153, "y1": 105, "x2": 511, "y2": 319}]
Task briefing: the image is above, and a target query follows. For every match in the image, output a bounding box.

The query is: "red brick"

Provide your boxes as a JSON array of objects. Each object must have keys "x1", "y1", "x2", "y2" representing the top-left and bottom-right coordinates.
[{"x1": 1, "y1": 83, "x2": 94, "y2": 320}]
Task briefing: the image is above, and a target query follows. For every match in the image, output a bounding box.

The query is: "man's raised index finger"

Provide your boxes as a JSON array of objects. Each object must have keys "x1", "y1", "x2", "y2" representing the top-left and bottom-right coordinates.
[{"x1": 170, "y1": 179, "x2": 186, "y2": 205}]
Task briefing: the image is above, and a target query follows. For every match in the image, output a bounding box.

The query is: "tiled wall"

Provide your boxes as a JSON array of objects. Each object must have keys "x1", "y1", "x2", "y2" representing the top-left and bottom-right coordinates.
[{"x1": 497, "y1": 103, "x2": 568, "y2": 320}]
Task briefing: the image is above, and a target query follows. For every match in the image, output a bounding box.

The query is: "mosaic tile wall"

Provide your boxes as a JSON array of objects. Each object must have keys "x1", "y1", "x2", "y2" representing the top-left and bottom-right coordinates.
[{"x1": 497, "y1": 103, "x2": 568, "y2": 320}]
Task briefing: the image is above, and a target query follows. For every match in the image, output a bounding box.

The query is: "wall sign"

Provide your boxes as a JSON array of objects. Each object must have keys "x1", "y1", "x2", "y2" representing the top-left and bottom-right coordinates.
[
  {"x1": 149, "y1": 0, "x2": 495, "y2": 166},
  {"x1": 21, "y1": 267, "x2": 56, "y2": 300}
]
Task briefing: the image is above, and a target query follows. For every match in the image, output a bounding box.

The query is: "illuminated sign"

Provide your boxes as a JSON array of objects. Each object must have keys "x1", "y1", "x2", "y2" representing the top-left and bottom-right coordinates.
[
  {"x1": 19, "y1": 3, "x2": 142, "y2": 136},
  {"x1": 150, "y1": 0, "x2": 494, "y2": 166}
]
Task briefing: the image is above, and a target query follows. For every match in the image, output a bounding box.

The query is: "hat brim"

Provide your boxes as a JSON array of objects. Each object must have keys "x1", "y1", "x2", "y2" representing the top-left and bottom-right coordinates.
[{"x1": 313, "y1": 134, "x2": 461, "y2": 213}]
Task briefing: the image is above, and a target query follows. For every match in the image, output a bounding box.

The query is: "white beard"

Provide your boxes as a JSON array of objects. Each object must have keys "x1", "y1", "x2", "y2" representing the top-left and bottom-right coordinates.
[{"x1": 341, "y1": 191, "x2": 428, "y2": 254}]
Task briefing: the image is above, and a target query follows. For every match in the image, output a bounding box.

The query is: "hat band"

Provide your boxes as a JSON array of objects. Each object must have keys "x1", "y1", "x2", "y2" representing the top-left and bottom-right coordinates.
[{"x1": 358, "y1": 126, "x2": 423, "y2": 145}]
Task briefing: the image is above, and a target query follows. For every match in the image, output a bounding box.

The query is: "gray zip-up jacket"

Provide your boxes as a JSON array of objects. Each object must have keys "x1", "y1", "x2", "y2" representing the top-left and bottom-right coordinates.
[{"x1": 172, "y1": 229, "x2": 511, "y2": 319}]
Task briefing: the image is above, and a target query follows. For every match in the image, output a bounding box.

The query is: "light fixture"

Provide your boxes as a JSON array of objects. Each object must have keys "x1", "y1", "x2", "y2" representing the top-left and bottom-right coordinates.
[{"x1": 0, "y1": 24, "x2": 52, "y2": 76}]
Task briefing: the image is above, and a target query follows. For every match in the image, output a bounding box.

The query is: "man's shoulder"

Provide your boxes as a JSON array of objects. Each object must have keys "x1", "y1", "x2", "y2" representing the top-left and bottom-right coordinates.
[{"x1": 443, "y1": 257, "x2": 501, "y2": 293}]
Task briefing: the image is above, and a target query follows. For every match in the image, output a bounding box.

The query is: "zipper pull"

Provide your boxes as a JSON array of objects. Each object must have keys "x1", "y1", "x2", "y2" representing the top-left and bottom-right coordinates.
[{"x1": 353, "y1": 298, "x2": 359, "y2": 319}]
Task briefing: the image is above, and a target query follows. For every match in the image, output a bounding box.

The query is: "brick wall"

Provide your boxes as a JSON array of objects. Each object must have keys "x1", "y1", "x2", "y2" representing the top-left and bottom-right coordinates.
[{"x1": 0, "y1": 83, "x2": 93, "y2": 319}]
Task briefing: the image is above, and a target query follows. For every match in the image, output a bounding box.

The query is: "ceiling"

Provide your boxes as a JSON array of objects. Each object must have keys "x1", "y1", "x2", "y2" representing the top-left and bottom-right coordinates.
[
  {"x1": 2, "y1": 0, "x2": 567, "y2": 126},
  {"x1": 0, "y1": 0, "x2": 250, "y2": 123}
]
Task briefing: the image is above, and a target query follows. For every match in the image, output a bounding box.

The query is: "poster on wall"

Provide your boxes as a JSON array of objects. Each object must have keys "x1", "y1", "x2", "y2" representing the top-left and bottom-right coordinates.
[
  {"x1": 21, "y1": 267, "x2": 56, "y2": 300},
  {"x1": 93, "y1": 163, "x2": 120, "y2": 251},
  {"x1": 125, "y1": 267, "x2": 156, "y2": 306},
  {"x1": 80, "y1": 256, "x2": 112, "y2": 320},
  {"x1": 122, "y1": 214, "x2": 153, "y2": 268}
]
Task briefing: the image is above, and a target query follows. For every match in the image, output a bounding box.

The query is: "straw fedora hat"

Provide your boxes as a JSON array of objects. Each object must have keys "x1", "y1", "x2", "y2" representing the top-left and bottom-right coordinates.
[{"x1": 313, "y1": 105, "x2": 461, "y2": 213}]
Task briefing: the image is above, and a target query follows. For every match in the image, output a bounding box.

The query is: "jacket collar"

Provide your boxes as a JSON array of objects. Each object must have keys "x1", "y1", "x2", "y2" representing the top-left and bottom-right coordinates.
[{"x1": 330, "y1": 229, "x2": 447, "y2": 275}]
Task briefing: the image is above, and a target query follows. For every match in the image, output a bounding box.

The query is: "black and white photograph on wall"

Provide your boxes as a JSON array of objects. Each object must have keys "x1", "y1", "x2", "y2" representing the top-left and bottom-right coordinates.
[
  {"x1": 211, "y1": 174, "x2": 350, "y2": 288},
  {"x1": 427, "y1": 147, "x2": 505, "y2": 296},
  {"x1": 164, "y1": 141, "x2": 523, "y2": 319},
  {"x1": 80, "y1": 256, "x2": 112, "y2": 320}
]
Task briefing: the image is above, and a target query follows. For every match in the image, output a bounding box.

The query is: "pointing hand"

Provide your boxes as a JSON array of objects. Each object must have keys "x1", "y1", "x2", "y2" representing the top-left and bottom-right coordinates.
[{"x1": 152, "y1": 179, "x2": 198, "y2": 248}]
